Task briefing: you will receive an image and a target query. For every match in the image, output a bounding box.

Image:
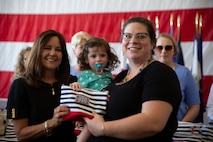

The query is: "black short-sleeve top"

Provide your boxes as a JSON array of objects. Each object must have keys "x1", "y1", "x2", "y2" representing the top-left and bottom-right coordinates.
[
  {"x1": 7, "y1": 76, "x2": 77, "y2": 142},
  {"x1": 88, "y1": 61, "x2": 181, "y2": 142}
]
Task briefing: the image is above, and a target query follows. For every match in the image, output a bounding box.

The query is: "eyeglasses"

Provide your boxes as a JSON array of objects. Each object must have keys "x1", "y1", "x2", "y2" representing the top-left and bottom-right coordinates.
[
  {"x1": 122, "y1": 33, "x2": 149, "y2": 41},
  {"x1": 155, "y1": 45, "x2": 173, "y2": 51}
]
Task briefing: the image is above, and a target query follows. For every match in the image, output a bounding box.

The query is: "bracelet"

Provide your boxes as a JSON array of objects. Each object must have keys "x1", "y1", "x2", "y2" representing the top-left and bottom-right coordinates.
[
  {"x1": 101, "y1": 123, "x2": 105, "y2": 136},
  {"x1": 44, "y1": 120, "x2": 52, "y2": 137}
]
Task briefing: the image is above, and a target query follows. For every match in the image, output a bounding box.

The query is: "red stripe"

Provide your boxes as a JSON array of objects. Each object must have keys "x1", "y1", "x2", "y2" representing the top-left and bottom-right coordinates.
[
  {"x1": 0, "y1": 8, "x2": 212, "y2": 42},
  {"x1": 0, "y1": 71, "x2": 13, "y2": 98},
  {"x1": 202, "y1": 76, "x2": 213, "y2": 108}
]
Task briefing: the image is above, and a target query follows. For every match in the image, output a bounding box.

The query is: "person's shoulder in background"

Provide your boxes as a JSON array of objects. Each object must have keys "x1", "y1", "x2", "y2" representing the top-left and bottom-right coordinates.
[{"x1": 207, "y1": 83, "x2": 213, "y2": 123}]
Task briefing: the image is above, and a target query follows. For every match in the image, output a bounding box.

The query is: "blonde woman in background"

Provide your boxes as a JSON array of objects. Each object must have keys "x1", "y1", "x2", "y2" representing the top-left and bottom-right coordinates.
[
  {"x1": 70, "y1": 31, "x2": 92, "y2": 77},
  {"x1": 12, "y1": 46, "x2": 31, "y2": 81},
  {"x1": 154, "y1": 33, "x2": 200, "y2": 122},
  {"x1": 0, "y1": 47, "x2": 31, "y2": 141}
]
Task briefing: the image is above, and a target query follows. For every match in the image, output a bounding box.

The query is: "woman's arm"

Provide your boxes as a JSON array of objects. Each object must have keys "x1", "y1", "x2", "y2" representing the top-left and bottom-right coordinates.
[
  {"x1": 85, "y1": 100, "x2": 172, "y2": 140},
  {"x1": 13, "y1": 118, "x2": 46, "y2": 141},
  {"x1": 182, "y1": 69, "x2": 200, "y2": 122},
  {"x1": 13, "y1": 105, "x2": 69, "y2": 141},
  {"x1": 207, "y1": 84, "x2": 213, "y2": 120},
  {"x1": 182, "y1": 104, "x2": 200, "y2": 122}
]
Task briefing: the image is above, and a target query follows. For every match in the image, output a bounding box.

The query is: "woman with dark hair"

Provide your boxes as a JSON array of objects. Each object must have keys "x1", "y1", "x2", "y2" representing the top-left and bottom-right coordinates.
[
  {"x1": 84, "y1": 17, "x2": 182, "y2": 142},
  {"x1": 7, "y1": 30, "x2": 77, "y2": 142}
]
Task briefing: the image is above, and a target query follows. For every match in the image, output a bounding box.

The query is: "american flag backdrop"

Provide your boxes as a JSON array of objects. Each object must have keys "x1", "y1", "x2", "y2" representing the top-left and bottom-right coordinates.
[{"x1": 0, "y1": 0, "x2": 213, "y2": 107}]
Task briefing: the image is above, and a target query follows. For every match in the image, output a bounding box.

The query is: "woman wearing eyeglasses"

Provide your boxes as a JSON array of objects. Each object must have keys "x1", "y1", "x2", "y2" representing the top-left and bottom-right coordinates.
[
  {"x1": 154, "y1": 33, "x2": 200, "y2": 122},
  {"x1": 83, "y1": 17, "x2": 182, "y2": 142}
]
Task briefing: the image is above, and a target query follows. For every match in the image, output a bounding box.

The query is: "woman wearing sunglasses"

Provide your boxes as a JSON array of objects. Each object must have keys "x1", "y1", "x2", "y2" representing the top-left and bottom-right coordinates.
[{"x1": 154, "y1": 33, "x2": 200, "y2": 122}]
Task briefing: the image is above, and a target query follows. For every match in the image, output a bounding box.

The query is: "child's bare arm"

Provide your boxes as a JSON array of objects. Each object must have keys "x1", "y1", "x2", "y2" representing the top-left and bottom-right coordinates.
[{"x1": 76, "y1": 124, "x2": 91, "y2": 142}]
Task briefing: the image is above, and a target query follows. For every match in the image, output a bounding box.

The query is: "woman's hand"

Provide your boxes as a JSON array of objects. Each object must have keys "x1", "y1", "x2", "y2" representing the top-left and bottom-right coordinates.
[
  {"x1": 70, "y1": 82, "x2": 82, "y2": 91},
  {"x1": 49, "y1": 105, "x2": 70, "y2": 129},
  {"x1": 84, "y1": 111, "x2": 105, "y2": 136}
]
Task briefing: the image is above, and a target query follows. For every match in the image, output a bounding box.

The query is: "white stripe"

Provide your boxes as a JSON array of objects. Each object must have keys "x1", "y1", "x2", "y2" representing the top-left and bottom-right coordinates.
[
  {"x1": 60, "y1": 93, "x2": 108, "y2": 101},
  {"x1": 1, "y1": 41, "x2": 213, "y2": 75},
  {"x1": 0, "y1": 0, "x2": 212, "y2": 14},
  {"x1": 191, "y1": 38, "x2": 202, "y2": 88},
  {"x1": 65, "y1": 103, "x2": 107, "y2": 111},
  {"x1": 61, "y1": 98, "x2": 107, "y2": 106},
  {"x1": 0, "y1": 42, "x2": 34, "y2": 72},
  {"x1": 61, "y1": 85, "x2": 108, "y2": 103}
]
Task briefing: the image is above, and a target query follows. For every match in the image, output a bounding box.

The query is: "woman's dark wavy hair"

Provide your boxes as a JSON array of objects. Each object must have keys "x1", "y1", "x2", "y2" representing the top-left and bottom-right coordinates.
[
  {"x1": 23, "y1": 30, "x2": 70, "y2": 87},
  {"x1": 122, "y1": 16, "x2": 156, "y2": 46},
  {"x1": 78, "y1": 37, "x2": 120, "y2": 71}
]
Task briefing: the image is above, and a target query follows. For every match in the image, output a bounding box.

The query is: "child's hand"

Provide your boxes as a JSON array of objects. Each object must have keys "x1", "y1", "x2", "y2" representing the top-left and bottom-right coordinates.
[{"x1": 70, "y1": 82, "x2": 82, "y2": 91}]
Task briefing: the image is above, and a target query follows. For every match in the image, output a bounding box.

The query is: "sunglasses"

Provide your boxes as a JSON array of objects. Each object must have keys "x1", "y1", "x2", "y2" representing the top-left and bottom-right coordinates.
[{"x1": 155, "y1": 45, "x2": 173, "y2": 51}]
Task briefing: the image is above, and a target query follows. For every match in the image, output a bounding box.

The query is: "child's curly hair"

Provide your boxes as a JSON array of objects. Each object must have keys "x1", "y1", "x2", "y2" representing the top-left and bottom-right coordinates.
[{"x1": 78, "y1": 37, "x2": 120, "y2": 71}]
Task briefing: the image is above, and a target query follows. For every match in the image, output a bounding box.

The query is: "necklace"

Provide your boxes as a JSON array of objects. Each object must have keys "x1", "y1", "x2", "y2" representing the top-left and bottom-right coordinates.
[{"x1": 122, "y1": 58, "x2": 153, "y2": 83}]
